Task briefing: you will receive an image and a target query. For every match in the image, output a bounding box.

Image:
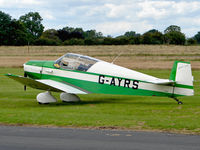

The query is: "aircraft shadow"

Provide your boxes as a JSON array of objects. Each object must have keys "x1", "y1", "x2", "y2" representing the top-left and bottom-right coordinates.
[{"x1": 44, "y1": 97, "x2": 175, "y2": 107}]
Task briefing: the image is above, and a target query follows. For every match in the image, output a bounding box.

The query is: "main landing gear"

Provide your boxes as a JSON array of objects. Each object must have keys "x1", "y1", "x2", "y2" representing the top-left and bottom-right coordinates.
[
  {"x1": 36, "y1": 91, "x2": 80, "y2": 104},
  {"x1": 172, "y1": 97, "x2": 183, "y2": 105}
]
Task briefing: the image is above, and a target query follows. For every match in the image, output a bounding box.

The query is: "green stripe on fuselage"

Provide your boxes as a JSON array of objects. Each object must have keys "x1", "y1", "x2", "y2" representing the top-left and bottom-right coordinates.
[
  {"x1": 25, "y1": 60, "x2": 192, "y2": 91},
  {"x1": 25, "y1": 71, "x2": 184, "y2": 97}
]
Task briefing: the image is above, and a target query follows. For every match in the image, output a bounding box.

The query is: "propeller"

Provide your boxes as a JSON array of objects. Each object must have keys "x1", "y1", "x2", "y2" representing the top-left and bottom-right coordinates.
[{"x1": 24, "y1": 72, "x2": 27, "y2": 91}]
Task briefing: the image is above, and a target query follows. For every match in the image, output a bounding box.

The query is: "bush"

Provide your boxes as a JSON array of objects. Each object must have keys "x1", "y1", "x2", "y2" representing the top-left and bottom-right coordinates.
[
  {"x1": 187, "y1": 38, "x2": 197, "y2": 45},
  {"x1": 34, "y1": 38, "x2": 59, "y2": 45},
  {"x1": 142, "y1": 30, "x2": 164, "y2": 44},
  {"x1": 84, "y1": 38, "x2": 97, "y2": 45},
  {"x1": 102, "y1": 37, "x2": 115, "y2": 45},
  {"x1": 164, "y1": 31, "x2": 186, "y2": 45},
  {"x1": 63, "y1": 38, "x2": 84, "y2": 45}
]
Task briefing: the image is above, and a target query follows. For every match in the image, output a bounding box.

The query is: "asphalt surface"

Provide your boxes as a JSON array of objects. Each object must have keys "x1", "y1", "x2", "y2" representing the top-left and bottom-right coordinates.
[{"x1": 0, "y1": 126, "x2": 199, "y2": 150}]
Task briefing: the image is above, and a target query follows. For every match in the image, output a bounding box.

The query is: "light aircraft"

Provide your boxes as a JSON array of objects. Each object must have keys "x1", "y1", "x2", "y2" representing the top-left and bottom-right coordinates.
[{"x1": 6, "y1": 53, "x2": 194, "y2": 104}]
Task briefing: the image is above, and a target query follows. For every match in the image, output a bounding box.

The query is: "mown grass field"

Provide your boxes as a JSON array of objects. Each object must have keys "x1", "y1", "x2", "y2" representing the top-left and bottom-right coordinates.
[
  {"x1": 0, "y1": 45, "x2": 200, "y2": 69},
  {"x1": 0, "y1": 67, "x2": 200, "y2": 134}
]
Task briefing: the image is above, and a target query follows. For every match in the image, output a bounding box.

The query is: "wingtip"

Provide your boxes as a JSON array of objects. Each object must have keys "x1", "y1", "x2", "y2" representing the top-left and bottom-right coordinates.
[{"x1": 5, "y1": 73, "x2": 12, "y2": 76}]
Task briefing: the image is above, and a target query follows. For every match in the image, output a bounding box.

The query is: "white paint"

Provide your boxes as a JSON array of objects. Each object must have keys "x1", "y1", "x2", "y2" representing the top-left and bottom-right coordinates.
[
  {"x1": 176, "y1": 63, "x2": 193, "y2": 86},
  {"x1": 88, "y1": 61, "x2": 165, "y2": 82},
  {"x1": 24, "y1": 63, "x2": 193, "y2": 96},
  {"x1": 174, "y1": 87, "x2": 194, "y2": 96},
  {"x1": 37, "y1": 79, "x2": 87, "y2": 94},
  {"x1": 37, "y1": 91, "x2": 57, "y2": 104},
  {"x1": 24, "y1": 64, "x2": 42, "y2": 74},
  {"x1": 60, "y1": 92, "x2": 80, "y2": 102}
]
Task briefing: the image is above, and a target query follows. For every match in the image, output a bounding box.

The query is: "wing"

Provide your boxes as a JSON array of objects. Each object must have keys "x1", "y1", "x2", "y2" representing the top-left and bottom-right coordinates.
[{"x1": 6, "y1": 74, "x2": 88, "y2": 94}]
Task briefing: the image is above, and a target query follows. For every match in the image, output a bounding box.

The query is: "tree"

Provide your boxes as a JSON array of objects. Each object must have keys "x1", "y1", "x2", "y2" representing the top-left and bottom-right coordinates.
[
  {"x1": 187, "y1": 38, "x2": 197, "y2": 45},
  {"x1": 34, "y1": 37, "x2": 59, "y2": 45},
  {"x1": 63, "y1": 38, "x2": 84, "y2": 45},
  {"x1": 103, "y1": 37, "x2": 115, "y2": 45},
  {"x1": 41, "y1": 29, "x2": 61, "y2": 44},
  {"x1": 19, "y1": 12, "x2": 44, "y2": 43},
  {"x1": 0, "y1": 11, "x2": 28, "y2": 45},
  {"x1": 9, "y1": 20, "x2": 28, "y2": 45},
  {"x1": 164, "y1": 31, "x2": 185, "y2": 45},
  {"x1": 164, "y1": 25, "x2": 181, "y2": 34},
  {"x1": 164, "y1": 25, "x2": 186, "y2": 45},
  {"x1": 124, "y1": 31, "x2": 137, "y2": 37},
  {"x1": 0, "y1": 11, "x2": 12, "y2": 45},
  {"x1": 57, "y1": 27, "x2": 84, "y2": 42},
  {"x1": 84, "y1": 30, "x2": 103, "y2": 39},
  {"x1": 123, "y1": 31, "x2": 141, "y2": 44},
  {"x1": 194, "y1": 32, "x2": 200, "y2": 44},
  {"x1": 62, "y1": 26, "x2": 83, "y2": 33},
  {"x1": 142, "y1": 29, "x2": 164, "y2": 44},
  {"x1": 57, "y1": 29, "x2": 70, "y2": 42}
]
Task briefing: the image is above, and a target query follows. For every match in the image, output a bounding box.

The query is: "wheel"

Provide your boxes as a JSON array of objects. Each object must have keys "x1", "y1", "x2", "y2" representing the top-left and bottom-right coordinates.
[
  {"x1": 38, "y1": 102, "x2": 49, "y2": 105},
  {"x1": 178, "y1": 101, "x2": 183, "y2": 105}
]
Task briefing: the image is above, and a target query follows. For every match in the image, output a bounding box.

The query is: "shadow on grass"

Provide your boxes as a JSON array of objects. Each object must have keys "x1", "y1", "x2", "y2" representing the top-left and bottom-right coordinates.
[{"x1": 39, "y1": 97, "x2": 176, "y2": 107}]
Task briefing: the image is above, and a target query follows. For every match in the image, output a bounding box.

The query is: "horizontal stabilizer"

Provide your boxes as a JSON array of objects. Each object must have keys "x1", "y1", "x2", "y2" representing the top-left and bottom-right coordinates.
[
  {"x1": 148, "y1": 79, "x2": 175, "y2": 85},
  {"x1": 5, "y1": 74, "x2": 87, "y2": 94}
]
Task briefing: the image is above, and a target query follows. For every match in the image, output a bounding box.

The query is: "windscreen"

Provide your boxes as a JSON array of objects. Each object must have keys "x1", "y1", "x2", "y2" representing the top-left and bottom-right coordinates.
[{"x1": 54, "y1": 53, "x2": 99, "y2": 71}]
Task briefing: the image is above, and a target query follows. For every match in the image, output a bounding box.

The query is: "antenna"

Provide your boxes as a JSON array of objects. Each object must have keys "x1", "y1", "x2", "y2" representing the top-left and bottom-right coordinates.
[{"x1": 111, "y1": 51, "x2": 123, "y2": 64}]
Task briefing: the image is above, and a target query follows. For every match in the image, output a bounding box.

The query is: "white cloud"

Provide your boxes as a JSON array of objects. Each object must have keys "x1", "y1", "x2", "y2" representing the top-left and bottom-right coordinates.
[
  {"x1": 18, "y1": 0, "x2": 42, "y2": 5},
  {"x1": 0, "y1": 0, "x2": 43, "y2": 7},
  {"x1": 1, "y1": 0, "x2": 200, "y2": 37},
  {"x1": 40, "y1": 11, "x2": 55, "y2": 20},
  {"x1": 96, "y1": 21, "x2": 153, "y2": 36},
  {"x1": 172, "y1": 1, "x2": 200, "y2": 14},
  {"x1": 96, "y1": 22, "x2": 132, "y2": 35},
  {"x1": 137, "y1": 1, "x2": 171, "y2": 19},
  {"x1": 105, "y1": 3, "x2": 132, "y2": 18},
  {"x1": 137, "y1": 1, "x2": 200, "y2": 19}
]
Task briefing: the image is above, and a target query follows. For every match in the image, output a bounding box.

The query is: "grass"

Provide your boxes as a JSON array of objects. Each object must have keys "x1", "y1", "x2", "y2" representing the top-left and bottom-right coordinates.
[
  {"x1": 1, "y1": 45, "x2": 200, "y2": 69},
  {"x1": 0, "y1": 68, "x2": 200, "y2": 134}
]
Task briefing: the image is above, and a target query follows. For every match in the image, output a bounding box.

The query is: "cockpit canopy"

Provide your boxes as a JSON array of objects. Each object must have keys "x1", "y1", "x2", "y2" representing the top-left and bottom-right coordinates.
[{"x1": 54, "y1": 53, "x2": 100, "y2": 71}]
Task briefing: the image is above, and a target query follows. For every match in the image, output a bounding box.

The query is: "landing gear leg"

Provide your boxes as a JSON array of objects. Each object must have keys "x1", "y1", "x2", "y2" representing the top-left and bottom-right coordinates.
[{"x1": 173, "y1": 97, "x2": 183, "y2": 104}]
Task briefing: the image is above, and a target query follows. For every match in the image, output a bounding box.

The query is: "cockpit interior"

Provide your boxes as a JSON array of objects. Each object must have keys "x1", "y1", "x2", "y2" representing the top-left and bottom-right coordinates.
[{"x1": 54, "y1": 53, "x2": 100, "y2": 72}]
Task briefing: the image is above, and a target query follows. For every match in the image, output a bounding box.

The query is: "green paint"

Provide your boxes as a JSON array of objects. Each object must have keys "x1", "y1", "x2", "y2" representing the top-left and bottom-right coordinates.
[
  {"x1": 169, "y1": 61, "x2": 191, "y2": 81},
  {"x1": 26, "y1": 71, "x2": 184, "y2": 97},
  {"x1": 25, "y1": 60, "x2": 46, "y2": 67},
  {"x1": 169, "y1": 61, "x2": 194, "y2": 90},
  {"x1": 25, "y1": 71, "x2": 41, "y2": 79},
  {"x1": 169, "y1": 61, "x2": 178, "y2": 81},
  {"x1": 175, "y1": 84, "x2": 194, "y2": 89},
  {"x1": 28, "y1": 61, "x2": 190, "y2": 90}
]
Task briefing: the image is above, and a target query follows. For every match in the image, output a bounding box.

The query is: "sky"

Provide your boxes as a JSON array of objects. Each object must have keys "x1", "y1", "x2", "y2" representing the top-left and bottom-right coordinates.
[{"x1": 0, "y1": 0, "x2": 200, "y2": 37}]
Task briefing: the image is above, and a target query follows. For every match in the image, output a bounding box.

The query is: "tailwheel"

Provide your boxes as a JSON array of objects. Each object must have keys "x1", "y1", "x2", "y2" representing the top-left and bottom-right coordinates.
[
  {"x1": 173, "y1": 97, "x2": 183, "y2": 105},
  {"x1": 178, "y1": 101, "x2": 183, "y2": 105}
]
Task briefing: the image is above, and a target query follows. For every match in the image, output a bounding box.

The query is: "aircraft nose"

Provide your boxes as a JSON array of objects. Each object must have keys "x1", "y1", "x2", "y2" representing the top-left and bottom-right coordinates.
[{"x1": 23, "y1": 60, "x2": 45, "y2": 79}]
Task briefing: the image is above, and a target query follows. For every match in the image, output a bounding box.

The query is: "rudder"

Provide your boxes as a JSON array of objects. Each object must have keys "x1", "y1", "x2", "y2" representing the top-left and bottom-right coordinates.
[{"x1": 170, "y1": 61, "x2": 194, "y2": 96}]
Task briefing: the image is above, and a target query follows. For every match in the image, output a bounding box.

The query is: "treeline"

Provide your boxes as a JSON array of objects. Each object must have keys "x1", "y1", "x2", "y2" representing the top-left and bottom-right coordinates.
[{"x1": 1, "y1": 11, "x2": 200, "y2": 46}]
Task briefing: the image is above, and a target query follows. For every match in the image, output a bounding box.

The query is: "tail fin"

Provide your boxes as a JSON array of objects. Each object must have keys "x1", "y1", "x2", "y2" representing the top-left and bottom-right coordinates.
[{"x1": 170, "y1": 61, "x2": 194, "y2": 97}]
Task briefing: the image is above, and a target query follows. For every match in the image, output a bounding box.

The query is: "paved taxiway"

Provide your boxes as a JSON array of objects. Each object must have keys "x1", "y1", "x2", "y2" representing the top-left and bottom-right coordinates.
[{"x1": 0, "y1": 126, "x2": 199, "y2": 150}]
